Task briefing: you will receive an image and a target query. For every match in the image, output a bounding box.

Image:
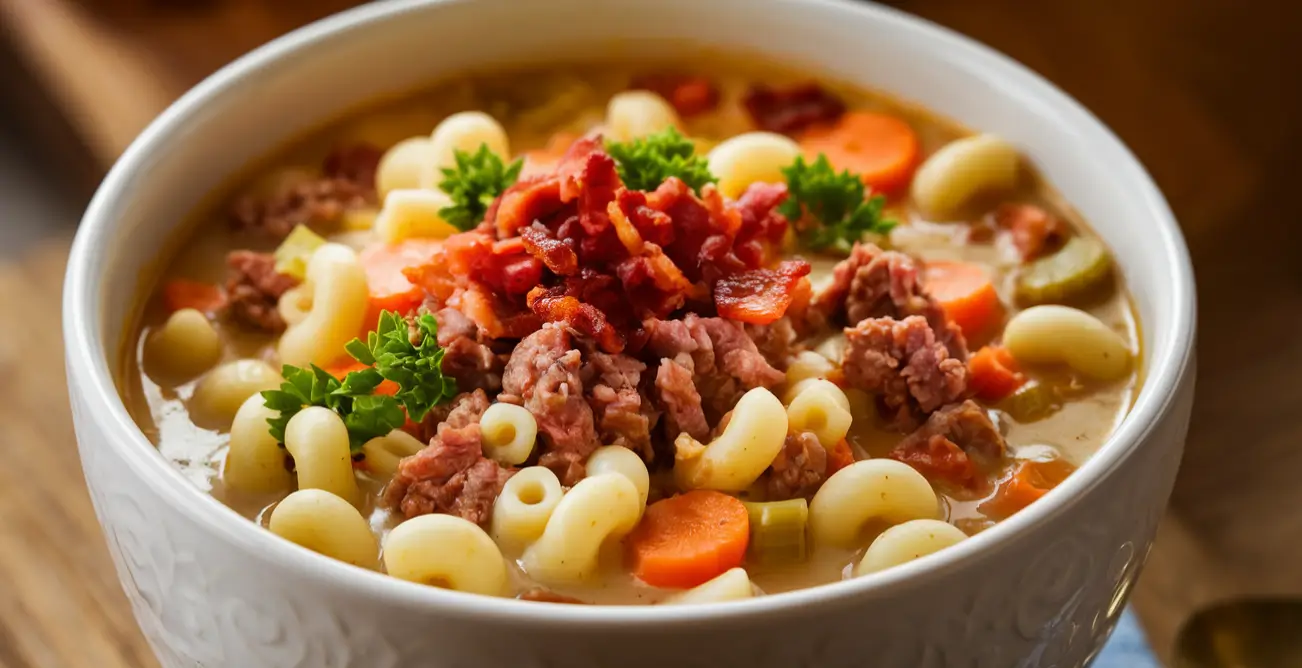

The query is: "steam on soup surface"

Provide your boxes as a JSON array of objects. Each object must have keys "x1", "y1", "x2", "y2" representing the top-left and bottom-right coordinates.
[{"x1": 123, "y1": 56, "x2": 1140, "y2": 605}]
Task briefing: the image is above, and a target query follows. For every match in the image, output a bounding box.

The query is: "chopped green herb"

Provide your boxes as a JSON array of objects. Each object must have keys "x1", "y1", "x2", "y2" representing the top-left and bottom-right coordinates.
[
  {"x1": 606, "y1": 127, "x2": 716, "y2": 193},
  {"x1": 438, "y1": 144, "x2": 523, "y2": 231},
  {"x1": 261, "y1": 310, "x2": 458, "y2": 454},
  {"x1": 780, "y1": 154, "x2": 897, "y2": 254}
]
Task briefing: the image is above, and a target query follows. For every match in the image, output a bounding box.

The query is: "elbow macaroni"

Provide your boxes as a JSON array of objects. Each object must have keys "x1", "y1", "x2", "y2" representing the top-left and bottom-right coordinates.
[
  {"x1": 809, "y1": 459, "x2": 939, "y2": 548},
  {"x1": 605, "y1": 91, "x2": 680, "y2": 142},
  {"x1": 674, "y1": 387, "x2": 788, "y2": 492},
  {"x1": 360, "y1": 430, "x2": 426, "y2": 479},
  {"x1": 421, "y1": 111, "x2": 510, "y2": 190},
  {"x1": 661, "y1": 568, "x2": 755, "y2": 605},
  {"x1": 1002, "y1": 305, "x2": 1133, "y2": 381},
  {"x1": 376, "y1": 136, "x2": 433, "y2": 198},
  {"x1": 706, "y1": 132, "x2": 801, "y2": 199},
  {"x1": 373, "y1": 189, "x2": 459, "y2": 243},
  {"x1": 491, "y1": 466, "x2": 564, "y2": 550},
  {"x1": 785, "y1": 380, "x2": 853, "y2": 449},
  {"x1": 283, "y1": 406, "x2": 361, "y2": 507},
  {"x1": 384, "y1": 514, "x2": 510, "y2": 596},
  {"x1": 189, "y1": 359, "x2": 282, "y2": 428},
  {"x1": 143, "y1": 308, "x2": 222, "y2": 382},
  {"x1": 911, "y1": 134, "x2": 1021, "y2": 218},
  {"x1": 479, "y1": 403, "x2": 539, "y2": 466},
  {"x1": 224, "y1": 394, "x2": 294, "y2": 493},
  {"x1": 277, "y1": 243, "x2": 370, "y2": 368},
  {"x1": 521, "y1": 474, "x2": 641, "y2": 585},
  {"x1": 269, "y1": 489, "x2": 379, "y2": 569},
  {"x1": 585, "y1": 446, "x2": 650, "y2": 510},
  {"x1": 854, "y1": 519, "x2": 967, "y2": 576}
]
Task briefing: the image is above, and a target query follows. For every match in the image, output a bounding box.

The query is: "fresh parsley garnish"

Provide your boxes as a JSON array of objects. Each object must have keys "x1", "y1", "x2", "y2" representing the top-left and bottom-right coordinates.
[
  {"x1": 606, "y1": 127, "x2": 716, "y2": 192},
  {"x1": 260, "y1": 310, "x2": 458, "y2": 454},
  {"x1": 780, "y1": 154, "x2": 897, "y2": 254},
  {"x1": 438, "y1": 144, "x2": 523, "y2": 231}
]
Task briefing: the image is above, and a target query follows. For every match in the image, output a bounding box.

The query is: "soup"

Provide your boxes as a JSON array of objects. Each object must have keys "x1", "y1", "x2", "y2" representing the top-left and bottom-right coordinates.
[{"x1": 122, "y1": 56, "x2": 1140, "y2": 605}]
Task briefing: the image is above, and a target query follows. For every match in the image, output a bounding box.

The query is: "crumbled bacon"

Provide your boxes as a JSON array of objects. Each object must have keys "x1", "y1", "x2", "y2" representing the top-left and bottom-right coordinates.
[
  {"x1": 715, "y1": 260, "x2": 812, "y2": 325},
  {"x1": 743, "y1": 83, "x2": 846, "y2": 135},
  {"x1": 630, "y1": 74, "x2": 721, "y2": 117},
  {"x1": 993, "y1": 203, "x2": 1067, "y2": 261}
]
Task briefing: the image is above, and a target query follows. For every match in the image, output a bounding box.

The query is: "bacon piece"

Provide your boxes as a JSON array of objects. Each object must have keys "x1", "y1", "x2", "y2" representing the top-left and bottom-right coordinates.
[
  {"x1": 993, "y1": 203, "x2": 1067, "y2": 261},
  {"x1": 714, "y1": 260, "x2": 812, "y2": 325},
  {"x1": 630, "y1": 74, "x2": 720, "y2": 117},
  {"x1": 527, "y1": 286, "x2": 625, "y2": 353},
  {"x1": 521, "y1": 223, "x2": 579, "y2": 275},
  {"x1": 492, "y1": 176, "x2": 564, "y2": 239},
  {"x1": 743, "y1": 83, "x2": 847, "y2": 135}
]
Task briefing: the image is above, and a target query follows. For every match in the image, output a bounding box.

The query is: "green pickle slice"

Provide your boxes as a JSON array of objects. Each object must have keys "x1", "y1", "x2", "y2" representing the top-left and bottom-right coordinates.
[
  {"x1": 742, "y1": 498, "x2": 810, "y2": 566},
  {"x1": 1015, "y1": 236, "x2": 1112, "y2": 305}
]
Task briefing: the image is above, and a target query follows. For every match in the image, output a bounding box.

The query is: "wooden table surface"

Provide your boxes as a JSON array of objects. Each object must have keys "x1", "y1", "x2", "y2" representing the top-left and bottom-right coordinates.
[{"x1": 1, "y1": 1, "x2": 1299, "y2": 666}]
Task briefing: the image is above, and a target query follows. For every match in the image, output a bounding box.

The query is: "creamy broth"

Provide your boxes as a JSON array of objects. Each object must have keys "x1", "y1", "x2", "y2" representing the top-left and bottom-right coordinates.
[{"x1": 122, "y1": 54, "x2": 1140, "y2": 604}]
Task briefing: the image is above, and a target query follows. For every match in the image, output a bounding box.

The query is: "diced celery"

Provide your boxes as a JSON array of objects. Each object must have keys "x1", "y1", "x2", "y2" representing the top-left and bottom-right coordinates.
[
  {"x1": 272, "y1": 224, "x2": 327, "y2": 280},
  {"x1": 998, "y1": 382, "x2": 1062, "y2": 423},
  {"x1": 1015, "y1": 236, "x2": 1112, "y2": 305},
  {"x1": 742, "y1": 498, "x2": 810, "y2": 566}
]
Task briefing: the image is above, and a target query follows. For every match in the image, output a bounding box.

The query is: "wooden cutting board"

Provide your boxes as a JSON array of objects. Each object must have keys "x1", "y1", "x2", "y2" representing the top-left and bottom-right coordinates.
[{"x1": 2, "y1": 1, "x2": 1300, "y2": 666}]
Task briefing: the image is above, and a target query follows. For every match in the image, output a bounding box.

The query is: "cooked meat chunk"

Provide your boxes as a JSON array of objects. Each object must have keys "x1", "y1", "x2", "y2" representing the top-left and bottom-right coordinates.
[
  {"x1": 644, "y1": 314, "x2": 784, "y2": 421},
  {"x1": 653, "y1": 357, "x2": 709, "y2": 442},
  {"x1": 765, "y1": 431, "x2": 828, "y2": 499},
  {"x1": 842, "y1": 316, "x2": 968, "y2": 431},
  {"x1": 224, "y1": 250, "x2": 298, "y2": 332},
  {"x1": 744, "y1": 317, "x2": 800, "y2": 371},
  {"x1": 435, "y1": 306, "x2": 505, "y2": 392},
  {"x1": 583, "y1": 352, "x2": 656, "y2": 460},
  {"x1": 889, "y1": 400, "x2": 1007, "y2": 492},
  {"x1": 229, "y1": 142, "x2": 381, "y2": 240}
]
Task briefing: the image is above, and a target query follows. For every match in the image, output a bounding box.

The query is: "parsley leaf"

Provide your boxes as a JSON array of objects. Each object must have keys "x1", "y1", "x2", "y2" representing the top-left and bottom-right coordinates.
[
  {"x1": 437, "y1": 144, "x2": 523, "y2": 231},
  {"x1": 354, "y1": 311, "x2": 459, "y2": 423},
  {"x1": 260, "y1": 364, "x2": 405, "y2": 452},
  {"x1": 260, "y1": 310, "x2": 458, "y2": 455},
  {"x1": 606, "y1": 127, "x2": 716, "y2": 192},
  {"x1": 780, "y1": 154, "x2": 897, "y2": 254}
]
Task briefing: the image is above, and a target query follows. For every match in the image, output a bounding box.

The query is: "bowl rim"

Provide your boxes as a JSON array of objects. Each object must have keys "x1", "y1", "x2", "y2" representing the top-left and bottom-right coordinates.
[{"x1": 63, "y1": 0, "x2": 1195, "y2": 627}]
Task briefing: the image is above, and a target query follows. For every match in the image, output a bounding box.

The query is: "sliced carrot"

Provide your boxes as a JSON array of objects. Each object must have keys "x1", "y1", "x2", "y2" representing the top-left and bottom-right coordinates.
[
  {"x1": 968, "y1": 345, "x2": 1026, "y2": 402},
  {"x1": 827, "y1": 438, "x2": 856, "y2": 474},
  {"x1": 923, "y1": 260, "x2": 1002, "y2": 339},
  {"x1": 162, "y1": 279, "x2": 226, "y2": 314},
  {"x1": 324, "y1": 360, "x2": 399, "y2": 396},
  {"x1": 798, "y1": 111, "x2": 920, "y2": 193},
  {"x1": 360, "y1": 239, "x2": 444, "y2": 329},
  {"x1": 979, "y1": 459, "x2": 1076, "y2": 519},
  {"x1": 627, "y1": 490, "x2": 750, "y2": 589}
]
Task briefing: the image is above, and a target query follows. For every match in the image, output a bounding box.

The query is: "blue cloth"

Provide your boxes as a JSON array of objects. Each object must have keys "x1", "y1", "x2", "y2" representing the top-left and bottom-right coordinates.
[{"x1": 1092, "y1": 608, "x2": 1160, "y2": 667}]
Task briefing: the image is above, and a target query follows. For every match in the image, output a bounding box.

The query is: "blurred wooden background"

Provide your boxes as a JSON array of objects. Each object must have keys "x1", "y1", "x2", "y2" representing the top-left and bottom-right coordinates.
[{"x1": 0, "y1": 0, "x2": 1298, "y2": 666}]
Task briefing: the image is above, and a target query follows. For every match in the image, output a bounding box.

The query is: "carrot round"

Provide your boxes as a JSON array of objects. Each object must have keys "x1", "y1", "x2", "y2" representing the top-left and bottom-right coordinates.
[
  {"x1": 827, "y1": 438, "x2": 856, "y2": 475},
  {"x1": 799, "y1": 111, "x2": 920, "y2": 193},
  {"x1": 162, "y1": 279, "x2": 226, "y2": 314},
  {"x1": 627, "y1": 490, "x2": 750, "y2": 589},
  {"x1": 979, "y1": 459, "x2": 1075, "y2": 519},
  {"x1": 968, "y1": 345, "x2": 1026, "y2": 402},
  {"x1": 923, "y1": 260, "x2": 1002, "y2": 338},
  {"x1": 360, "y1": 239, "x2": 443, "y2": 328}
]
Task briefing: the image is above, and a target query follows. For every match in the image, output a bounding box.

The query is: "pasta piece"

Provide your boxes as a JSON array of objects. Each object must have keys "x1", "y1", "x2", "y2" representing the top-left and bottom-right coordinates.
[
  {"x1": 854, "y1": 519, "x2": 967, "y2": 576},
  {"x1": 421, "y1": 111, "x2": 510, "y2": 190},
  {"x1": 143, "y1": 308, "x2": 223, "y2": 382},
  {"x1": 785, "y1": 379, "x2": 853, "y2": 449},
  {"x1": 660, "y1": 568, "x2": 756, "y2": 605},
  {"x1": 784, "y1": 351, "x2": 836, "y2": 389},
  {"x1": 278, "y1": 243, "x2": 369, "y2": 368},
  {"x1": 605, "y1": 91, "x2": 681, "y2": 142},
  {"x1": 491, "y1": 466, "x2": 564, "y2": 550},
  {"x1": 706, "y1": 132, "x2": 801, "y2": 199},
  {"x1": 1002, "y1": 305, "x2": 1132, "y2": 381},
  {"x1": 360, "y1": 430, "x2": 426, "y2": 479},
  {"x1": 521, "y1": 474, "x2": 641, "y2": 584},
  {"x1": 189, "y1": 359, "x2": 282, "y2": 427},
  {"x1": 373, "y1": 189, "x2": 459, "y2": 243},
  {"x1": 479, "y1": 403, "x2": 538, "y2": 466},
  {"x1": 585, "y1": 445, "x2": 650, "y2": 510},
  {"x1": 911, "y1": 134, "x2": 1020, "y2": 218},
  {"x1": 809, "y1": 459, "x2": 939, "y2": 549},
  {"x1": 283, "y1": 406, "x2": 361, "y2": 507},
  {"x1": 224, "y1": 394, "x2": 294, "y2": 494},
  {"x1": 384, "y1": 514, "x2": 510, "y2": 596},
  {"x1": 268, "y1": 489, "x2": 378, "y2": 569},
  {"x1": 674, "y1": 388, "x2": 788, "y2": 492},
  {"x1": 376, "y1": 136, "x2": 433, "y2": 198}
]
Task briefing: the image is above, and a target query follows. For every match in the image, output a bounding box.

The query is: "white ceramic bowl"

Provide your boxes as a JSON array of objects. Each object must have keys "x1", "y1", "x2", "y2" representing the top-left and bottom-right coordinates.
[{"x1": 63, "y1": 1, "x2": 1196, "y2": 666}]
